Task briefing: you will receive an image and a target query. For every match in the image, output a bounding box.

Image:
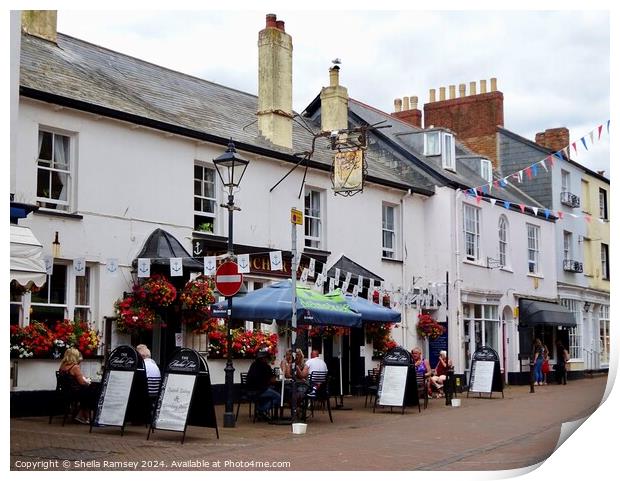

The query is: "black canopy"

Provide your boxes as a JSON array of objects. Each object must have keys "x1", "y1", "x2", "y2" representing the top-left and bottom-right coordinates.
[
  {"x1": 132, "y1": 228, "x2": 203, "y2": 271},
  {"x1": 518, "y1": 299, "x2": 576, "y2": 327}
]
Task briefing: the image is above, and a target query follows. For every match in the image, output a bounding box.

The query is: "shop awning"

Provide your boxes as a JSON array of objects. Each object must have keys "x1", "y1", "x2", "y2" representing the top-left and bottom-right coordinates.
[
  {"x1": 132, "y1": 228, "x2": 204, "y2": 271},
  {"x1": 518, "y1": 299, "x2": 576, "y2": 327},
  {"x1": 10, "y1": 225, "x2": 47, "y2": 288}
]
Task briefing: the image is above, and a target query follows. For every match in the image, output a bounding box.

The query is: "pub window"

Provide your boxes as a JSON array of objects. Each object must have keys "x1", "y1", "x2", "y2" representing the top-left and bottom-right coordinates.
[
  {"x1": 463, "y1": 203, "x2": 480, "y2": 262},
  {"x1": 37, "y1": 129, "x2": 72, "y2": 211},
  {"x1": 526, "y1": 223, "x2": 540, "y2": 274},
  {"x1": 194, "y1": 164, "x2": 217, "y2": 233},
  {"x1": 304, "y1": 188, "x2": 323, "y2": 249},
  {"x1": 30, "y1": 264, "x2": 68, "y2": 328}
]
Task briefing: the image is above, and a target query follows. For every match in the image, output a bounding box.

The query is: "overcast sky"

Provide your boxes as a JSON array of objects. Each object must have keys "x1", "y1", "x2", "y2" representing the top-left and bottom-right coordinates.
[{"x1": 43, "y1": 7, "x2": 611, "y2": 176}]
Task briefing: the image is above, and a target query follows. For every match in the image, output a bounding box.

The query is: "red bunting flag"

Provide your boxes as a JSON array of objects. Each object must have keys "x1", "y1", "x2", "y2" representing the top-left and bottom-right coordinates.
[
  {"x1": 475, "y1": 195, "x2": 482, "y2": 205},
  {"x1": 557, "y1": 211, "x2": 564, "y2": 219},
  {"x1": 494, "y1": 180, "x2": 500, "y2": 190},
  {"x1": 525, "y1": 166, "x2": 532, "y2": 179},
  {"x1": 598, "y1": 125, "x2": 603, "y2": 140},
  {"x1": 519, "y1": 203, "x2": 526, "y2": 213},
  {"x1": 547, "y1": 155, "x2": 555, "y2": 168},
  {"x1": 572, "y1": 141, "x2": 578, "y2": 155}
]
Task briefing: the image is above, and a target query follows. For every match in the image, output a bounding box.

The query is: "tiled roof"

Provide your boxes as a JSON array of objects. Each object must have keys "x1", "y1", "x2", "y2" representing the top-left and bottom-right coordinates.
[{"x1": 20, "y1": 33, "x2": 432, "y2": 193}]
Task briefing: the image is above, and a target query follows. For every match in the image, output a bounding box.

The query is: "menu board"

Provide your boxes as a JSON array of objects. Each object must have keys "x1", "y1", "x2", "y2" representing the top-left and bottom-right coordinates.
[
  {"x1": 377, "y1": 365, "x2": 408, "y2": 407},
  {"x1": 469, "y1": 360, "x2": 494, "y2": 393},
  {"x1": 153, "y1": 373, "x2": 196, "y2": 432},
  {"x1": 96, "y1": 370, "x2": 135, "y2": 426}
]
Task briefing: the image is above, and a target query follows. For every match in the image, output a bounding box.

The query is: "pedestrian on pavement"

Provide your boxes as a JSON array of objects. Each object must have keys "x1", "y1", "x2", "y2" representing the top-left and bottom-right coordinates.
[
  {"x1": 541, "y1": 344, "x2": 550, "y2": 385},
  {"x1": 555, "y1": 341, "x2": 569, "y2": 385},
  {"x1": 246, "y1": 349, "x2": 280, "y2": 422},
  {"x1": 532, "y1": 339, "x2": 544, "y2": 385}
]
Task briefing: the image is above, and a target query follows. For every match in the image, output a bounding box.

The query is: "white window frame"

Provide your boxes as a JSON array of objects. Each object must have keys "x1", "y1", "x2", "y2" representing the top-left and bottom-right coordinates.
[
  {"x1": 424, "y1": 131, "x2": 441, "y2": 156},
  {"x1": 563, "y1": 231, "x2": 573, "y2": 261},
  {"x1": 498, "y1": 215, "x2": 508, "y2": 267},
  {"x1": 194, "y1": 163, "x2": 218, "y2": 233},
  {"x1": 526, "y1": 223, "x2": 540, "y2": 274},
  {"x1": 599, "y1": 305, "x2": 610, "y2": 365},
  {"x1": 601, "y1": 243, "x2": 609, "y2": 280},
  {"x1": 480, "y1": 159, "x2": 493, "y2": 183},
  {"x1": 463, "y1": 303, "x2": 500, "y2": 371},
  {"x1": 561, "y1": 170, "x2": 570, "y2": 193},
  {"x1": 304, "y1": 188, "x2": 323, "y2": 249},
  {"x1": 561, "y1": 298, "x2": 581, "y2": 360},
  {"x1": 36, "y1": 128, "x2": 73, "y2": 211},
  {"x1": 382, "y1": 203, "x2": 398, "y2": 259},
  {"x1": 442, "y1": 132, "x2": 456, "y2": 171},
  {"x1": 463, "y1": 203, "x2": 481, "y2": 262},
  {"x1": 599, "y1": 188, "x2": 608, "y2": 220}
]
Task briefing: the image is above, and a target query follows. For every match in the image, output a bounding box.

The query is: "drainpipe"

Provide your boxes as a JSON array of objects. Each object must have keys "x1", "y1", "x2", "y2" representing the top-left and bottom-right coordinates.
[
  {"x1": 400, "y1": 189, "x2": 412, "y2": 347},
  {"x1": 453, "y1": 189, "x2": 463, "y2": 375}
]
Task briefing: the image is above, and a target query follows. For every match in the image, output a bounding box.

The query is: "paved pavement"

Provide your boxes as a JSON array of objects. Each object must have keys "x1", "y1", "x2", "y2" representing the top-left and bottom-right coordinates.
[{"x1": 10, "y1": 375, "x2": 608, "y2": 472}]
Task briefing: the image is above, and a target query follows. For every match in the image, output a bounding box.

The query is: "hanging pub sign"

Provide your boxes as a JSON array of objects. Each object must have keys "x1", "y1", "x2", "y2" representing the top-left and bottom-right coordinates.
[
  {"x1": 332, "y1": 149, "x2": 365, "y2": 196},
  {"x1": 467, "y1": 346, "x2": 504, "y2": 399},
  {"x1": 374, "y1": 346, "x2": 419, "y2": 414},
  {"x1": 148, "y1": 348, "x2": 218, "y2": 443},
  {"x1": 92, "y1": 345, "x2": 150, "y2": 435}
]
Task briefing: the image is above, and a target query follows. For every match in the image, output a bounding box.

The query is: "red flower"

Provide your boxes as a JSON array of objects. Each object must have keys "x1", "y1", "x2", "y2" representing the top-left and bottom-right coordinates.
[
  {"x1": 416, "y1": 314, "x2": 444, "y2": 340},
  {"x1": 114, "y1": 295, "x2": 158, "y2": 334},
  {"x1": 140, "y1": 274, "x2": 177, "y2": 307}
]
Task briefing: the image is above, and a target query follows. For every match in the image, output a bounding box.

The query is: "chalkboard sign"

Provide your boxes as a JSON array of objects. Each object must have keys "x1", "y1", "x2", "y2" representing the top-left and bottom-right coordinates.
[
  {"x1": 428, "y1": 322, "x2": 448, "y2": 369},
  {"x1": 467, "y1": 346, "x2": 504, "y2": 398},
  {"x1": 149, "y1": 348, "x2": 218, "y2": 443},
  {"x1": 374, "y1": 347, "x2": 419, "y2": 414},
  {"x1": 92, "y1": 345, "x2": 150, "y2": 434},
  {"x1": 377, "y1": 365, "x2": 408, "y2": 406}
]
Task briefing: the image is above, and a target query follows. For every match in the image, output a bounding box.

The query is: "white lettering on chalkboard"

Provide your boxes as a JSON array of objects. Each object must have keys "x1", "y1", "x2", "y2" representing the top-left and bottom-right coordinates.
[
  {"x1": 378, "y1": 365, "x2": 408, "y2": 407},
  {"x1": 154, "y1": 373, "x2": 196, "y2": 432},
  {"x1": 98, "y1": 370, "x2": 135, "y2": 426},
  {"x1": 470, "y1": 360, "x2": 494, "y2": 393}
]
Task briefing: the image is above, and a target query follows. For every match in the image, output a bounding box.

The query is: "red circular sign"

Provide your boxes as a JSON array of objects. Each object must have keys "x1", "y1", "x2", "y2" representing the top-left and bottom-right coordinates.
[{"x1": 215, "y1": 261, "x2": 243, "y2": 297}]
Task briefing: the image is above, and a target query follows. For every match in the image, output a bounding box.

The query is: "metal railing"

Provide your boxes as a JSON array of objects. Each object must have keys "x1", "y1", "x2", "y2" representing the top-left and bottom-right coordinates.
[
  {"x1": 563, "y1": 259, "x2": 583, "y2": 272},
  {"x1": 560, "y1": 191, "x2": 580, "y2": 208}
]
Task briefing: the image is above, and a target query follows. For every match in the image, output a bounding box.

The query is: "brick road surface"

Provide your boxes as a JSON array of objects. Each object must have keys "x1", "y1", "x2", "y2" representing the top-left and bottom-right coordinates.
[{"x1": 10, "y1": 375, "x2": 608, "y2": 471}]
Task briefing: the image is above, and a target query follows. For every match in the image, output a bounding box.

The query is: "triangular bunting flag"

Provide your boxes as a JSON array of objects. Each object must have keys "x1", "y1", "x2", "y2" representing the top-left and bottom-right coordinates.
[
  {"x1": 539, "y1": 160, "x2": 548, "y2": 173},
  {"x1": 571, "y1": 142, "x2": 578, "y2": 155},
  {"x1": 500, "y1": 178, "x2": 508, "y2": 188},
  {"x1": 557, "y1": 211, "x2": 564, "y2": 219},
  {"x1": 494, "y1": 180, "x2": 500, "y2": 189},
  {"x1": 503, "y1": 201, "x2": 511, "y2": 210},
  {"x1": 580, "y1": 136, "x2": 588, "y2": 151},
  {"x1": 607, "y1": 120, "x2": 610, "y2": 134},
  {"x1": 519, "y1": 203, "x2": 526, "y2": 214},
  {"x1": 547, "y1": 155, "x2": 555, "y2": 168},
  {"x1": 562, "y1": 147, "x2": 570, "y2": 159},
  {"x1": 489, "y1": 198, "x2": 497, "y2": 206},
  {"x1": 531, "y1": 163, "x2": 538, "y2": 177},
  {"x1": 488, "y1": 182, "x2": 493, "y2": 193},
  {"x1": 475, "y1": 195, "x2": 482, "y2": 205},
  {"x1": 532, "y1": 207, "x2": 539, "y2": 216},
  {"x1": 553, "y1": 152, "x2": 563, "y2": 163},
  {"x1": 544, "y1": 209, "x2": 551, "y2": 219},
  {"x1": 525, "y1": 167, "x2": 532, "y2": 179},
  {"x1": 589, "y1": 130, "x2": 594, "y2": 145},
  {"x1": 481, "y1": 185, "x2": 488, "y2": 195},
  {"x1": 469, "y1": 188, "x2": 477, "y2": 197},
  {"x1": 598, "y1": 125, "x2": 603, "y2": 140}
]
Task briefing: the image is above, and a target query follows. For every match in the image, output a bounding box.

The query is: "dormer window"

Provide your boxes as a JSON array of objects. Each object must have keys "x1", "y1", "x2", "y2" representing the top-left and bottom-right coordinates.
[
  {"x1": 424, "y1": 131, "x2": 456, "y2": 171},
  {"x1": 480, "y1": 159, "x2": 493, "y2": 183}
]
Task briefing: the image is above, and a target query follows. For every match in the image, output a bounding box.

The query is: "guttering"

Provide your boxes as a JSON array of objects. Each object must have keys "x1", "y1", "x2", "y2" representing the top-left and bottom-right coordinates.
[{"x1": 21, "y1": 86, "x2": 433, "y2": 196}]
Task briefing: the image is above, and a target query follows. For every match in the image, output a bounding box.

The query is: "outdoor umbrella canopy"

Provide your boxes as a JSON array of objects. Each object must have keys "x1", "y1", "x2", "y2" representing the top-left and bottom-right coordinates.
[
  {"x1": 336, "y1": 293, "x2": 401, "y2": 324},
  {"x1": 211, "y1": 280, "x2": 362, "y2": 328}
]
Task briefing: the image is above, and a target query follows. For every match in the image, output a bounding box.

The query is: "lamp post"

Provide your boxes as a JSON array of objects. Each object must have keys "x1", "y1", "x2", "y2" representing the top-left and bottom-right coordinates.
[{"x1": 213, "y1": 139, "x2": 249, "y2": 428}]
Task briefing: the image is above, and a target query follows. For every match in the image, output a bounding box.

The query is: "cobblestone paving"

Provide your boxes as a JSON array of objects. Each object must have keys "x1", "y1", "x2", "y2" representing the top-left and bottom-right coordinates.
[{"x1": 10, "y1": 376, "x2": 607, "y2": 471}]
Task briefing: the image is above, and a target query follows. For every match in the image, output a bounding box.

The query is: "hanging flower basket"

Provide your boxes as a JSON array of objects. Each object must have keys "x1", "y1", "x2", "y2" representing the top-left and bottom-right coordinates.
[
  {"x1": 416, "y1": 313, "x2": 444, "y2": 340},
  {"x1": 114, "y1": 295, "x2": 159, "y2": 334},
  {"x1": 207, "y1": 326, "x2": 279, "y2": 359},
  {"x1": 179, "y1": 275, "x2": 217, "y2": 332},
  {"x1": 306, "y1": 325, "x2": 350, "y2": 338},
  {"x1": 365, "y1": 322, "x2": 397, "y2": 357},
  {"x1": 140, "y1": 274, "x2": 177, "y2": 307}
]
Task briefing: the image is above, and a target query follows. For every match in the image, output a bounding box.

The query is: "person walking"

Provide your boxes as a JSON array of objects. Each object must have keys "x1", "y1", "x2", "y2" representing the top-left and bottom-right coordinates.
[
  {"x1": 555, "y1": 341, "x2": 569, "y2": 385},
  {"x1": 532, "y1": 339, "x2": 545, "y2": 386}
]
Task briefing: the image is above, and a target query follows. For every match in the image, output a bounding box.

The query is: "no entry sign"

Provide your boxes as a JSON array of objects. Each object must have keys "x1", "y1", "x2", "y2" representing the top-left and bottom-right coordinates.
[{"x1": 215, "y1": 261, "x2": 243, "y2": 297}]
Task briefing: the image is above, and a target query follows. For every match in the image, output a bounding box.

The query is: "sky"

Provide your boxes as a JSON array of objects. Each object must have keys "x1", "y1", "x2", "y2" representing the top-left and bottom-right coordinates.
[{"x1": 43, "y1": 4, "x2": 612, "y2": 178}]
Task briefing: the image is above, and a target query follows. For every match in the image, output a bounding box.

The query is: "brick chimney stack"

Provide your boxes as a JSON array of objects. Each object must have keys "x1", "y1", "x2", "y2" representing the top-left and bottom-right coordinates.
[
  {"x1": 21, "y1": 10, "x2": 57, "y2": 43},
  {"x1": 258, "y1": 13, "x2": 293, "y2": 149},
  {"x1": 320, "y1": 65, "x2": 349, "y2": 133},
  {"x1": 424, "y1": 77, "x2": 503, "y2": 168},
  {"x1": 391, "y1": 95, "x2": 422, "y2": 128},
  {"x1": 535, "y1": 127, "x2": 570, "y2": 156}
]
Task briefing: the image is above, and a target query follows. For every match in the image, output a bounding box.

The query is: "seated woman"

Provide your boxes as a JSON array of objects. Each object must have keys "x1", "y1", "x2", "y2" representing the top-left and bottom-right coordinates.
[
  {"x1": 58, "y1": 347, "x2": 98, "y2": 424},
  {"x1": 280, "y1": 349, "x2": 294, "y2": 379},
  {"x1": 430, "y1": 350, "x2": 452, "y2": 397}
]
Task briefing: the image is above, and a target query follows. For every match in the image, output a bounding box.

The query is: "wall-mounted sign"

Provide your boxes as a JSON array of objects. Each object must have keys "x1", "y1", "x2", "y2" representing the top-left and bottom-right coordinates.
[{"x1": 332, "y1": 149, "x2": 365, "y2": 195}]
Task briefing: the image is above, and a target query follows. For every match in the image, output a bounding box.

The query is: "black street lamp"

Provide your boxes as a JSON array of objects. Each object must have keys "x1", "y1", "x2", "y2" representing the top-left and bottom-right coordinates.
[{"x1": 213, "y1": 139, "x2": 249, "y2": 428}]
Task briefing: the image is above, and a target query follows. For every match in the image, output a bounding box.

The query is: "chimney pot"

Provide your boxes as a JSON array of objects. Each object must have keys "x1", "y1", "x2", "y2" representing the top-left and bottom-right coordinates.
[
  {"x1": 394, "y1": 98, "x2": 403, "y2": 112},
  {"x1": 480, "y1": 79, "x2": 487, "y2": 94},
  {"x1": 329, "y1": 66, "x2": 340, "y2": 87},
  {"x1": 410, "y1": 96, "x2": 418, "y2": 109},
  {"x1": 439, "y1": 87, "x2": 446, "y2": 101},
  {"x1": 266, "y1": 13, "x2": 277, "y2": 28},
  {"x1": 459, "y1": 84, "x2": 466, "y2": 97},
  {"x1": 470, "y1": 81, "x2": 477, "y2": 95},
  {"x1": 402, "y1": 97, "x2": 410, "y2": 111},
  {"x1": 429, "y1": 89, "x2": 436, "y2": 103},
  {"x1": 449, "y1": 85, "x2": 456, "y2": 99},
  {"x1": 490, "y1": 77, "x2": 497, "y2": 91},
  {"x1": 276, "y1": 20, "x2": 285, "y2": 31}
]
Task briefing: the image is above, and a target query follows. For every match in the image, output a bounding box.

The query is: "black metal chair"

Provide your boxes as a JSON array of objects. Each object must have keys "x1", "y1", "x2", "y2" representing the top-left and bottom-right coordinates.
[
  {"x1": 235, "y1": 372, "x2": 260, "y2": 422},
  {"x1": 301, "y1": 371, "x2": 333, "y2": 423},
  {"x1": 416, "y1": 371, "x2": 429, "y2": 411},
  {"x1": 48, "y1": 370, "x2": 82, "y2": 426},
  {"x1": 365, "y1": 369, "x2": 380, "y2": 408}
]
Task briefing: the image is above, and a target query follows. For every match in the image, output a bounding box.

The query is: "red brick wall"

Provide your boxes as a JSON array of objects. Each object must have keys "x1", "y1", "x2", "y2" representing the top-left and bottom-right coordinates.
[
  {"x1": 461, "y1": 134, "x2": 498, "y2": 169},
  {"x1": 535, "y1": 127, "x2": 569, "y2": 154},
  {"x1": 392, "y1": 109, "x2": 422, "y2": 128}
]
